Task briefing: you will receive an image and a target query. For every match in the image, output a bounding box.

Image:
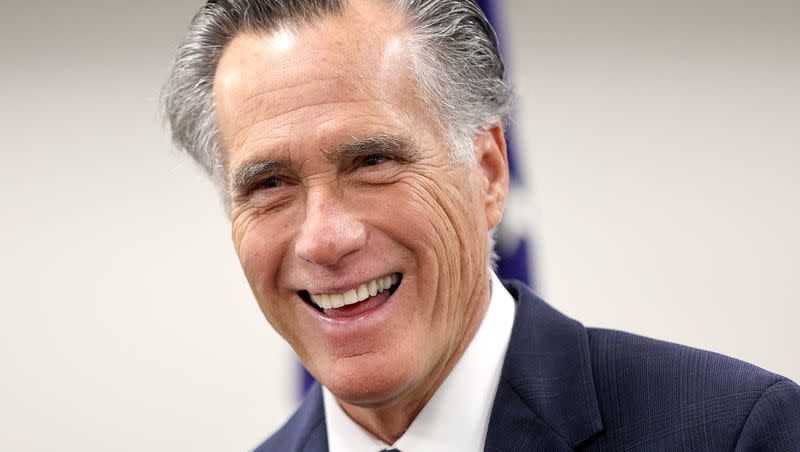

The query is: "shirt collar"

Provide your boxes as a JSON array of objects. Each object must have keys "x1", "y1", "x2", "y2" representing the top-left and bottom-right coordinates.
[{"x1": 324, "y1": 271, "x2": 516, "y2": 452}]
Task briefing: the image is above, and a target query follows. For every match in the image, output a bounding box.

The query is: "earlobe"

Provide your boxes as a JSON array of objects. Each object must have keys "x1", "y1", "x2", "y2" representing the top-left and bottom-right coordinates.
[{"x1": 476, "y1": 123, "x2": 510, "y2": 230}]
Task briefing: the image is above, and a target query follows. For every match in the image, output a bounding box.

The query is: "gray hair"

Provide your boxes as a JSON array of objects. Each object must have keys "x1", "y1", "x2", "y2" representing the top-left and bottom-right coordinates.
[{"x1": 162, "y1": 0, "x2": 513, "y2": 202}]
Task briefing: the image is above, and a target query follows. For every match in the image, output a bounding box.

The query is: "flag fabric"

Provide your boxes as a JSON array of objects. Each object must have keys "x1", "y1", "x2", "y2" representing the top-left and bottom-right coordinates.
[
  {"x1": 477, "y1": 0, "x2": 535, "y2": 288},
  {"x1": 300, "y1": 0, "x2": 534, "y2": 396}
]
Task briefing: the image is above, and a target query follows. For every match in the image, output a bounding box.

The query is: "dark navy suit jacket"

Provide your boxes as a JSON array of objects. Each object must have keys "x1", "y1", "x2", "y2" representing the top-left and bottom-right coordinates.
[{"x1": 255, "y1": 280, "x2": 800, "y2": 451}]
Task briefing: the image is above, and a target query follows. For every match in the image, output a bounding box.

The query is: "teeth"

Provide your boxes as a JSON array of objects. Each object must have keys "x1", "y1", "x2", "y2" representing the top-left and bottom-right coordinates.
[
  {"x1": 317, "y1": 293, "x2": 332, "y2": 309},
  {"x1": 329, "y1": 293, "x2": 344, "y2": 309},
  {"x1": 309, "y1": 274, "x2": 400, "y2": 310},
  {"x1": 357, "y1": 285, "x2": 369, "y2": 300},
  {"x1": 343, "y1": 289, "x2": 358, "y2": 305}
]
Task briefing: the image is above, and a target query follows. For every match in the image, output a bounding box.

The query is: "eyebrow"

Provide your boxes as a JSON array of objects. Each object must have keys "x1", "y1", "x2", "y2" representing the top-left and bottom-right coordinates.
[
  {"x1": 229, "y1": 134, "x2": 421, "y2": 198},
  {"x1": 328, "y1": 134, "x2": 421, "y2": 162}
]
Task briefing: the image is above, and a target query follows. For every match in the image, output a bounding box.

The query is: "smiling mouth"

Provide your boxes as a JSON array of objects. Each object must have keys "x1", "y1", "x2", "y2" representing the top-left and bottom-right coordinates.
[{"x1": 299, "y1": 273, "x2": 402, "y2": 313}]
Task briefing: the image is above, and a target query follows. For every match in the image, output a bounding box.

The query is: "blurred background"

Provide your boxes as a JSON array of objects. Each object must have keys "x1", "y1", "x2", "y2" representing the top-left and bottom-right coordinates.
[{"x1": 1, "y1": 0, "x2": 797, "y2": 450}]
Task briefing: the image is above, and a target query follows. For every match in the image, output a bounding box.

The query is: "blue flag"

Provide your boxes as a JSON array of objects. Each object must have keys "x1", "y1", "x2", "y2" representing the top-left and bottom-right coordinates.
[{"x1": 477, "y1": 0, "x2": 535, "y2": 288}]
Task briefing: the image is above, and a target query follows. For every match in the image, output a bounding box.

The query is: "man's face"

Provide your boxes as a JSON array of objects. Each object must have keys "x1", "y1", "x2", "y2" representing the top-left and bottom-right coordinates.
[{"x1": 214, "y1": 2, "x2": 507, "y2": 407}]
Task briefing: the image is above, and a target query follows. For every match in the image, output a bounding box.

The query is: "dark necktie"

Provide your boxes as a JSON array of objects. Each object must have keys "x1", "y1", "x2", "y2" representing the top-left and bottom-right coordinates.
[{"x1": 381, "y1": 449, "x2": 401, "y2": 452}]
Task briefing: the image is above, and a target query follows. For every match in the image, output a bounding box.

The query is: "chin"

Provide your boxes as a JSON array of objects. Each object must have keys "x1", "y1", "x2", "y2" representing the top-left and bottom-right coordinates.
[{"x1": 319, "y1": 352, "x2": 421, "y2": 407}]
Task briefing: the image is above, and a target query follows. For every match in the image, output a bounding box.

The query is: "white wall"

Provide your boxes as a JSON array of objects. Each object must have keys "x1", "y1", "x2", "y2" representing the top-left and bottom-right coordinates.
[
  {"x1": 0, "y1": 2, "x2": 294, "y2": 451},
  {"x1": 0, "y1": 1, "x2": 796, "y2": 451},
  {"x1": 503, "y1": 0, "x2": 800, "y2": 383}
]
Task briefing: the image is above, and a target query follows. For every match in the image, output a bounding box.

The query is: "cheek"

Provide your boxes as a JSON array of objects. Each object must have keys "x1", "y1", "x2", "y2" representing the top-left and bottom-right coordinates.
[
  {"x1": 232, "y1": 211, "x2": 293, "y2": 324},
  {"x1": 384, "y1": 180, "x2": 454, "y2": 255},
  {"x1": 418, "y1": 175, "x2": 484, "y2": 252},
  {"x1": 387, "y1": 175, "x2": 487, "y2": 289}
]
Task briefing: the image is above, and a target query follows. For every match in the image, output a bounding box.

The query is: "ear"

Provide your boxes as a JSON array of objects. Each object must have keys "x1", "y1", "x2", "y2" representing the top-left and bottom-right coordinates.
[{"x1": 475, "y1": 123, "x2": 510, "y2": 231}]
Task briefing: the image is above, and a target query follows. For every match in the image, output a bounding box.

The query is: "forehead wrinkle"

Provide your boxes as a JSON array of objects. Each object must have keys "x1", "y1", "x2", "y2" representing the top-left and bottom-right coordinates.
[
  {"x1": 218, "y1": 69, "x2": 366, "y2": 145},
  {"x1": 227, "y1": 73, "x2": 385, "y2": 136},
  {"x1": 234, "y1": 73, "x2": 339, "y2": 117},
  {"x1": 225, "y1": 82, "x2": 334, "y2": 149},
  {"x1": 230, "y1": 98, "x2": 379, "y2": 155}
]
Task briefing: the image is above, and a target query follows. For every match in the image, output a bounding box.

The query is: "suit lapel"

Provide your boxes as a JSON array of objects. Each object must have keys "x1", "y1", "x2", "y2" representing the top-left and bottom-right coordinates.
[
  {"x1": 285, "y1": 384, "x2": 329, "y2": 452},
  {"x1": 485, "y1": 280, "x2": 604, "y2": 451}
]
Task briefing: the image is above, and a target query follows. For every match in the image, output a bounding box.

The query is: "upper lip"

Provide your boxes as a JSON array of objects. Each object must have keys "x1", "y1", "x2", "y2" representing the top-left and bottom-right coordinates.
[{"x1": 301, "y1": 272, "x2": 400, "y2": 295}]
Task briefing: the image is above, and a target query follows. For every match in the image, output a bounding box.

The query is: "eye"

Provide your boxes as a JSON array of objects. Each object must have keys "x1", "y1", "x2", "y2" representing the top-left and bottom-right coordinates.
[
  {"x1": 360, "y1": 155, "x2": 389, "y2": 167},
  {"x1": 257, "y1": 176, "x2": 282, "y2": 189}
]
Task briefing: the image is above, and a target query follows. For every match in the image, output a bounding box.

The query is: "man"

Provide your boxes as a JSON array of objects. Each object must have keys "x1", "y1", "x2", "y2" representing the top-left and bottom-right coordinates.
[{"x1": 163, "y1": 1, "x2": 800, "y2": 450}]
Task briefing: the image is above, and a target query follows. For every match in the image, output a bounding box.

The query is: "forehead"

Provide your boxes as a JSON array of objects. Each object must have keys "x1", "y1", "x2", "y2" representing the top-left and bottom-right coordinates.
[{"x1": 212, "y1": 2, "x2": 431, "y2": 170}]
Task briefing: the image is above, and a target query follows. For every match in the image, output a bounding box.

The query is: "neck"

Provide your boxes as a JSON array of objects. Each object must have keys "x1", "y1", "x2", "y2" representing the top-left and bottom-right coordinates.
[{"x1": 336, "y1": 273, "x2": 492, "y2": 444}]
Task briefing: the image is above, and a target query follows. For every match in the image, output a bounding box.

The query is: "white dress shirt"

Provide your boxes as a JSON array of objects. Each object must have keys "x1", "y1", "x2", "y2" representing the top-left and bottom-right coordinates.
[{"x1": 323, "y1": 271, "x2": 516, "y2": 452}]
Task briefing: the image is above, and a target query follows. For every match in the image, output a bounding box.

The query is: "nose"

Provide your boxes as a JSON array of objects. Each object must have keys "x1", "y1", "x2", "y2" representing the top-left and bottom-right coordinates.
[{"x1": 294, "y1": 188, "x2": 367, "y2": 267}]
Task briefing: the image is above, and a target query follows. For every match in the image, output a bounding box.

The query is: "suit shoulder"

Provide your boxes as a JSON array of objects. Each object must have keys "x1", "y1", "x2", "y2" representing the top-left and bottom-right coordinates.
[
  {"x1": 253, "y1": 385, "x2": 327, "y2": 452},
  {"x1": 586, "y1": 327, "x2": 787, "y2": 393},
  {"x1": 583, "y1": 328, "x2": 798, "y2": 450},
  {"x1": 253, "y1": 415, "x2": 309, "y2": 452},
  {"x1": 735, "y1": 378, "x2": 800, "y2": 450}
]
